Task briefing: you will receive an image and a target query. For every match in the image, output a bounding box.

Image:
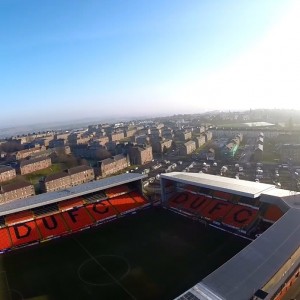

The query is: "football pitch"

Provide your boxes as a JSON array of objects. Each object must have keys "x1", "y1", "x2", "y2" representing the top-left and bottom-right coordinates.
[{"x1": 0, "y1": 207, "x2": 249, "y2": 300}]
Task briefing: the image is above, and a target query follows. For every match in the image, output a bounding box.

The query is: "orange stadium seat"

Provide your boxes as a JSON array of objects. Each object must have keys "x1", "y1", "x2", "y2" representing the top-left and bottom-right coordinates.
[
  {"x1": 263, "y1": 205, "x2": 284, "y2": 223},
  {"x1": 129, "y1": 191, "x2": 148, "y2": 204},
  {"x1": 35, "y1": 213, "x2": 69, "y2": 239},
  {"x1": 168, "y1": 192, "x2": 191, "y2": 209},
  {"x1": 222, "y1": 205, "x2": 258, "y2": 229},
  {"x1": 61, "y1": 207, "x2": 94, "y2": 232},
  {"x1": 0, "y1": 228, "x2": 12, "y2": 251},
  {"x1": 9, "y1": 221, "x2": 40, "y2": 247},
  {"x1": 181, "y1": 194, "x2": 212, "y2": 213},
  {"x1": 108, "y1": 194, "x2": 140, "y2": 213},
  {"x1": 105, "y1": 185, "x2": 130, "y2": 198},
  {"x1": 58, "y1": 197, "x2": 84, "y2": 211},
  {"x1": 200, "y1": 199, "x2": 234, "y2": 221},
  {"x1": 169, "y1": 192, "x2": 212, "y2": 215},
  {"x1": 85, "y1": 200, "x2": 117, "y2": 222},
  {"x1": 5, "y1": 210, "x2": 34, "y2": 226}
]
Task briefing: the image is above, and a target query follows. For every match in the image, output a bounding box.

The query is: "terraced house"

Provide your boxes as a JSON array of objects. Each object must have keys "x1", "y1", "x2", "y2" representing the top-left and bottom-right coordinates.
[
  {"x1": 19, "y1": 157, "x2": 52, "y2": 175},
  {"x1": 0, "y1": 181, "x2": 35, "y2": 204},
  {"x1": 0, "y1": 166, "x2": 16, "y2": 183},
  {"x1": 39, "y1": 165, "x2": 95, "y2": 193}
]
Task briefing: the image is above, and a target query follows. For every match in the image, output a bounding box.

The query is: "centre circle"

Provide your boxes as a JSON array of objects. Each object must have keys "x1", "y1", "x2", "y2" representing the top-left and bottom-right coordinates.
[{"x1": 78, "y1": 255, "x2": 130, "y2": 286}]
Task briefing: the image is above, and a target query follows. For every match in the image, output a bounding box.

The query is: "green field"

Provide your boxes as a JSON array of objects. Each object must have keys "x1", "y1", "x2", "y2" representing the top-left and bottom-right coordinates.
[{"x1": 0, "y1": 208, "x2": 249, "y2": 300}]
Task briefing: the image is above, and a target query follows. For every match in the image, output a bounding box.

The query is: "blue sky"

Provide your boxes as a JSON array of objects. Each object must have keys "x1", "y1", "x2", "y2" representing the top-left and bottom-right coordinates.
[{"x1": 1, "y1": 0, "x2": 299, "y2": 127}]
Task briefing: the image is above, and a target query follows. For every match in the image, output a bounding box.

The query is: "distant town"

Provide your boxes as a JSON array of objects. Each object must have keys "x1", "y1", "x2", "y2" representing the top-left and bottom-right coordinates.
[{"x1": 1, "y1": 108, "x2": 300, "y2": 205}]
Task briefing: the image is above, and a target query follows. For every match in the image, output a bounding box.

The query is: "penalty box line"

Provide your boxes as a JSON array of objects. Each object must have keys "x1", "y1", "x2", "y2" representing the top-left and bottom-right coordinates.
[
  {"x1": 73, "y1": 237, "x2": 136, "y2": 300},
  {"x1": 0, "y1": 271, "x2": 12, "y2": 300}
]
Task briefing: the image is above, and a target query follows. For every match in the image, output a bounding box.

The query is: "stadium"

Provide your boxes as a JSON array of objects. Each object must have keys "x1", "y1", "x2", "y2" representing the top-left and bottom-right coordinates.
[{"x1": 0, "y1": 172, "x2": 299, "y2": 300}]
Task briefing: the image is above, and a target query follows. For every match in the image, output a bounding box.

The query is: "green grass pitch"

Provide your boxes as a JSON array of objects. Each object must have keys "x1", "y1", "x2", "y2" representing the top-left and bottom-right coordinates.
[{"x1": 0, "y1": 207, "x2": 249, "y2": 300}]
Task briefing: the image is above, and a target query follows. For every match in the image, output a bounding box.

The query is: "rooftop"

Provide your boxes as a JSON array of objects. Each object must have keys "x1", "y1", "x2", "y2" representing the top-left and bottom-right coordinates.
[{"x1": 161, "y1": 172, "x2": 275, "y2": 198}]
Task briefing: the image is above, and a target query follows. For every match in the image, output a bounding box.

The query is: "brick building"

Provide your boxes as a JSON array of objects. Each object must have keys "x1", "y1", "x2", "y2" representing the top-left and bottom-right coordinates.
[
  {"x1": 0, "y1": 181, "x2": 35, "y2": 204},
  {"x1": 15, "y1": 146, "x2": 46, "y2": 160},
  {"x1": 129, "y1": 145, "x2": 153, "y2": 165},
  {"x1": 67, "y1": 165, "x2": 95, "y2": 186},
  {"x1": 39, "y1": 171, "x2": 72, "y2": 193},
  {"x1": 0, "y1": 166, "x2": 16, "y2": 183},
  {"x1": 204, "y1": 131, "x2": 213, "y2": 142},
  {"x1": 179, "y1": 140, "x2": 196, "y2": 155},
  {"x1": 19, "y1": 157, "x2": 52, "y2": 175},
  {"x1": 98, "y1": 154, "x2": 129, "y2": 177},
  {"x1": 40, "y1": 165, "x2": 95, "y2": 192},
  {"x1": 152, "y1": 139, "x2": 173, "y2": 153},
  {"x1": 68, "y1": 133, "x2": 90, "y2": 145},
  {"x1": 194, "y1": 135, "x2": 206, "y2": 148},
  {"x1": 124, "y1": 128, "x2": 136, "y2": 138},
  {"x1": 176, "y1": 130, "x2": 192, "y2": 141},
  {"x1": 109, "y1": 131, "x2": 125, "y2": 142}
]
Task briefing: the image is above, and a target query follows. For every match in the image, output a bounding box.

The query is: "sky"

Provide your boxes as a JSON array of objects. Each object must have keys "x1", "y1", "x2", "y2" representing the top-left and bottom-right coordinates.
[{"x1": 1, "y1": 0, "x2": 300, "y2": 127}]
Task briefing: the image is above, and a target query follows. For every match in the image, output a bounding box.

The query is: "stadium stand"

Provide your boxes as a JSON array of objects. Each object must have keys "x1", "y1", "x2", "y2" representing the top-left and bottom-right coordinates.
[
  {"x1": 129, "y1": 191, "x2": 148, "y2": 205},
  {"x1": 35, "y1": 213, "x2": 69, "y2": 239},
  {"x1": 213, "y1": 190, "x2": 233, "y2": 201},
  {"x1": 222, "y1": 205, "x2": 258, "y2": 229},
  {"x1": 5, "y1": 210, "x2": 34, "y2": 226},
  {"x1": 0, "y1": 173, "x2": 148, "y2": 253},
  {"x1": 32, "y1": 203, "x2": 59, "y2": 217},
  {"x1": 105, "y1": 184, "x2": 130, "y2": 198},
  {"x1": 9, "y1": 221, "x2": 40, "y2": 247},
  {"x1": 58, "y1": 197, "x2": 84, "y2": 211},
  {"x1": 85, "y1": 200, "x2": 117, "y2": 222},
  {"x1": 61, "y1": 207, "x2": 93, "y2": 231},
  {"x1": 0, "y1": 228, "x2": 12, "y2": 252},
  {"x1": 200, "y1": 199, "x2": 234, "y2": 222},
  {"x1": 239, "y1": 195, "x2": 261, "y2": 208},
  {"x1": 0, "y1": 216, "x2": 6, "y2": 228},
  {"x1": 108, "y1": 194, "x2": 141, "y2": 214},
  {"x1": 82, "y1": 191, "x2": 107, "y2": 203},
  {"x1": 198, "y1": 186, "x2": 213, "y2": 197},
  {"x1": 262, "y1": 204, "x2": 284, "y2": 223},
  {"x1": 169, "y1": 192, "x2": 209, "y2": 213}
]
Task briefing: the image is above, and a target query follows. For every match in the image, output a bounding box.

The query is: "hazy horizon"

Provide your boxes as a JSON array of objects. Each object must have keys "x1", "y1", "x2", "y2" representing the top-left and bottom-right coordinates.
[{"x1": 1, "y1": 0, "x2": 300, "y2": 128}]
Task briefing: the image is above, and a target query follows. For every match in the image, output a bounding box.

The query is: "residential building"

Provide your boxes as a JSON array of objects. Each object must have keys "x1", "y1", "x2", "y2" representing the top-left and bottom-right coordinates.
[
  {"x1": 129, "y1": 145, "x2": 153, "y2": 165},
  {"x1": 0, "y1": 181, "x2": 35, "y2": 204},
  {"x1": 19, "y1": 157, "x2": 52, "y2": 175},
  {"x1": 0, "y1": 166, "x2": 16, "y2": 183},
  {"x1": 176, "y1": 130, "x2": 192, "y2": 141},
  {"x1": 179, "y1": 140, "x2": 196, "y2": 155},
  {"x1": 39, "y1": 172, "x2": 72, "y2": 193},
  {"x1": 15, "y1": 146, "x2": 46, "y2": 160},
  {"x1": 40, "y1": 165, "x2": 95, "y2": 193},
  {"x1": 194, "y1": 135, "x2": 206, "y2": 148},
  {"x1": 253, "y1": 144, "x2": 263, "y2": 162},
  {"x1": 67, "y1": 165, "x2": 95, "y2": 186},
  {"x1": 152, "y1": 139, "x2": 173, "y2": 153},
  {"x1": 204, "y1": 131, "x2": 213, "y2": 142},
  {"x1": 97, "y1": 154, "x2": 129, "y2": 177},
  {"x1": 109, "y1": 131, "x2": 125, "y2": 142},
  {"x1": 124, "y1": 128, "x2": 136, "y2": 138}
]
